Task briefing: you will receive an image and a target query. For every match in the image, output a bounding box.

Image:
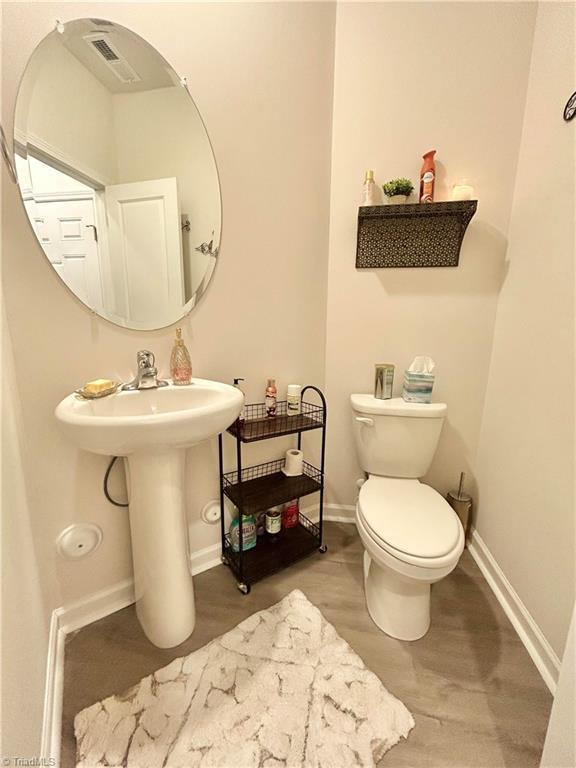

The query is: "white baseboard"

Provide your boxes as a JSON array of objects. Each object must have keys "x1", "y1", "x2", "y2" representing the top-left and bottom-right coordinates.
[
  {"x1": 468, "y1": 529, "x2": 560, "y2": 694},
  {"x1": 40, "y1": 609, "x2": 65, "y2": 761},
  {"x1": 59, "y1": 578, "x2": 135, "y2": 635},
  {"x1": 314, "y1": 509, "x2": 560, "y2": 694},
  {"x1": 41, "y1": 542, "x2": 222, "y2": 759},
  {"x1": 325, "y1": 503, "x2": 356, "y2": 523},
  {"x1": 303, "y1": 502, "x2": 356, "y2": 524},
  {"x1": 58, "y1": 543, "x2": 222, "y2": 636},
  {"x1": 189, "y1": 542, "x2": 223, "y2": 576}
]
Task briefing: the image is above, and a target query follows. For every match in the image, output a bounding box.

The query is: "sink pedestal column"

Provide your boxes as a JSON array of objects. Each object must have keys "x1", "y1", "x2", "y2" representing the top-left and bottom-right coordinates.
[{"x1": 125, "y1": 448, "x2": 195, "y2": 648}]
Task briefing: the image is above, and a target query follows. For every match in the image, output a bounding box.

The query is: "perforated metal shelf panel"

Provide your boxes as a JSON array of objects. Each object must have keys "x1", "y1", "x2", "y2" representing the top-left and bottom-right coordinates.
[{"x1": 356, "y1": 200, "x2": 477, "y2": 268}]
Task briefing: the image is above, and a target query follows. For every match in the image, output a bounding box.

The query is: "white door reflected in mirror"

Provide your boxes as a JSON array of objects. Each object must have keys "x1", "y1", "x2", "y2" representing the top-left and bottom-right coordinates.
[
  {"x1": 13, "y1": 19, "x2": 221, "y2": 330},
  {"x1": 104, "y1": 177, "x2": 184, "y2": 327}
]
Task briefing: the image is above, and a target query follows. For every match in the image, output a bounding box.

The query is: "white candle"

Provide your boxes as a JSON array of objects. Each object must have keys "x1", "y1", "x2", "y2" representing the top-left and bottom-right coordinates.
[{"x1": 452, "y1": 184, "x2": 474, "y2": 201}]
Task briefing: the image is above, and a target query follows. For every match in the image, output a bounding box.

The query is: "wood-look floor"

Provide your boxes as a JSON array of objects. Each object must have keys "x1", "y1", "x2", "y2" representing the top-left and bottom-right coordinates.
[{"x1": 61, "y1": 523, "x2": 552, "y2": 767}]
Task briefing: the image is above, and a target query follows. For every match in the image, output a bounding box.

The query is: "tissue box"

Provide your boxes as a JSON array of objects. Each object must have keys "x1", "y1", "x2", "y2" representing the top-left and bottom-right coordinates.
[{"x1": 403, "y1": 371, "x2": 435, "y2": 403}]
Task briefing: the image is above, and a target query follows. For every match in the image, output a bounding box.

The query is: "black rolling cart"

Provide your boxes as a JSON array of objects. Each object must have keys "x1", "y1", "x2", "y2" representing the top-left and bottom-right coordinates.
[{"x1": 218, "y1": 385, "x2": 327, "y2": 594}]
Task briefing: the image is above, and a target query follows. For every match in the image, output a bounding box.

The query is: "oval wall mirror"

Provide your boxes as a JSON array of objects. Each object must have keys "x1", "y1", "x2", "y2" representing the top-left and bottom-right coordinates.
[{"x1": 13, "y1": 19, "x2": 221, "y2": 330}]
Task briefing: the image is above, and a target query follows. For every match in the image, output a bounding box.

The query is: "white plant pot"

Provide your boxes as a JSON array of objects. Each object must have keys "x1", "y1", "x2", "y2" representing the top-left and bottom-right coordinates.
[{"x1": 386, "y1": 195, "x2": 408, "y2": 205}]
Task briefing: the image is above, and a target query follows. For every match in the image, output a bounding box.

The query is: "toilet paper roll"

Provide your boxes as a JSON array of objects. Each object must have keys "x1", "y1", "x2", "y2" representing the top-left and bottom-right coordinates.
[{"x1": 282, "y1": 448, "x2": 304, "y2": 476}]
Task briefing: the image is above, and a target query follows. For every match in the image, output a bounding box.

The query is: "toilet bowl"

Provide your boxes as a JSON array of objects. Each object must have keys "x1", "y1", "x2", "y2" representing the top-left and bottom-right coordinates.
[
  {"x1": 350, "y1": 395, "x2": 464, "y2": 641},
  {"x1": 356, "y1": 477, "x2": 464, "y2": 640}
]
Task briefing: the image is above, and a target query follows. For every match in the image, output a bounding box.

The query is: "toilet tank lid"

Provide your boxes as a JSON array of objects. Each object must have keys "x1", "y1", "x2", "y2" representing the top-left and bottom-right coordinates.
[{"x1": 351, "y1": 395, "x2": 447, "y2": 418}]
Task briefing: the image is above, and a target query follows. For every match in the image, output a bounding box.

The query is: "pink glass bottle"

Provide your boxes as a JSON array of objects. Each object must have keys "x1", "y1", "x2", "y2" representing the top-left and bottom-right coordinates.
[{"x1": 170, "y1": 328, "x2": 192, "y2": 385}]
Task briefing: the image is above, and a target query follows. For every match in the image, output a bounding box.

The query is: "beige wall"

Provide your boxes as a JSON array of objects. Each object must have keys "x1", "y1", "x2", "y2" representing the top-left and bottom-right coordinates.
[
  {"x1": 1, "y1": 2, "x2": 335, "y2": 613},
  {"x1": 324, "y1": 1, "x2": 537, "y2": 508},
  {"x1": 1, "y1": 298, "x2": 49, "y2": 756},
  {"x1": 475, "y1": 2, "x2": 575, "y2": 659}
]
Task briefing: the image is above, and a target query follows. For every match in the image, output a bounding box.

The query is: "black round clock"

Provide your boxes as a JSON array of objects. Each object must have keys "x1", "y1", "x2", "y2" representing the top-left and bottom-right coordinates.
[{"x1": 564, "y1": 91, "x2": 576, "y2": 122}]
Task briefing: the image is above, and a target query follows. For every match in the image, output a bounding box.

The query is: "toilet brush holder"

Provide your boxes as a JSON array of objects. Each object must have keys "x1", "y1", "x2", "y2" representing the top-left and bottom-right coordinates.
[{"x1": 446, "y1": 491, "x2": 472, "y2": 545}]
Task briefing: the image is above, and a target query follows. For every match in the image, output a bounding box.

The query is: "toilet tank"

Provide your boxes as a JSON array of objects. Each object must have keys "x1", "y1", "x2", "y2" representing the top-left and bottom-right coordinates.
[{"x1": 350, "y1": 395, "x2": 447, "y2": 478}]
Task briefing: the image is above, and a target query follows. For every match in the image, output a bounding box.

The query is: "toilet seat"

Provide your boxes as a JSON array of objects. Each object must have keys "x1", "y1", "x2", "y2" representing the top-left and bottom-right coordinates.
[{"x1": 358, "y1": 477, "x2": 462, "y2": 567}]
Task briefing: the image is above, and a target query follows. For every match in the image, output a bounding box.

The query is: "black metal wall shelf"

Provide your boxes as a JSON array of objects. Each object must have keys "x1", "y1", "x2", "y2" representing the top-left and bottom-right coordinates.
[
  {"x1": 218, "y1": 386, "x2": 327, "y2": 595},
  {"x1": 356, "y1": 200, "x2": 477, "y2": 269}
]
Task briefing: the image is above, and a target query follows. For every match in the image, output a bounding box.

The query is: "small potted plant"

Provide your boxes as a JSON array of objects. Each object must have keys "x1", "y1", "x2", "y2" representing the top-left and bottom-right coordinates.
[{"x1": 382, "y1": 178, "x2": 414, "y2": 205}]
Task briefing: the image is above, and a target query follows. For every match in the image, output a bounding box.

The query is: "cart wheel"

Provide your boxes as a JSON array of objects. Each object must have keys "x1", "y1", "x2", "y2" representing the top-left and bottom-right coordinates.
[
  {"x1": 237, "y1": 582, "x2": 251, "y2": 595},
  {"x1": 221, "y1": 555, "x2": 228, "y2": 565},
  {"x1": 318, "y1": 544, "x2": 328, "y2": 554}
]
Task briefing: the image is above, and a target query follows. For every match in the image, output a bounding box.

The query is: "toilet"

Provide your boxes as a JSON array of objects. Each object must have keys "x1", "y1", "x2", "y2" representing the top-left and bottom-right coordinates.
[{"x1": 351, "y1": 394, "x2": 464, "y2": 641}]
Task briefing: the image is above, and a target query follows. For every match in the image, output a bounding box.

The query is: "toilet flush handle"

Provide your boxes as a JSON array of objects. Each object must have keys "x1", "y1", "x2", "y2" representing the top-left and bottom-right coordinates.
[{"x1": 355, "y1": 416, "x2": 374, "y2": 427}]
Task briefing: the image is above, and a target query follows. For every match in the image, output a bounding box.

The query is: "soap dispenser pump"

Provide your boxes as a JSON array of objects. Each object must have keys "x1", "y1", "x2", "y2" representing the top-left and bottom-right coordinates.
[
  {"x1": 170, "y1": 328, "x2": 192, "y2": 385},
  {"x1": 234, "y1": 377, "x2": 246, "y2": 421}
]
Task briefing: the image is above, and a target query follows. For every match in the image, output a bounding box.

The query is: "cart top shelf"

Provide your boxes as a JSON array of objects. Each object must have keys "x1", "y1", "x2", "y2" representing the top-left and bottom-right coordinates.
[{"x1": 227, "y1": 400, "x2": 325, "y2": 442}]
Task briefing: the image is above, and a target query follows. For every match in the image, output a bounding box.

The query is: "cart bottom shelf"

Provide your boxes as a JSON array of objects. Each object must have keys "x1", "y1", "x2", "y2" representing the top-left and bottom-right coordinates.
[{"x1": 223, "y1": 512, "x2": 322, "y2": 586}]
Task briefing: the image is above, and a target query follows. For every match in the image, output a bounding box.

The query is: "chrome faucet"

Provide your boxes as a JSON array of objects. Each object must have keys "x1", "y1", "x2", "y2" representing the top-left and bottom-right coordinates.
[{"x1": 122, "y1": 350, "x2": 169, "y2": 391}]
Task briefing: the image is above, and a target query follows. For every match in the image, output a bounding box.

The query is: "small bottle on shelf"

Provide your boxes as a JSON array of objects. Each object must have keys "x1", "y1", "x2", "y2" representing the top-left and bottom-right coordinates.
[
  {"x1": 265, "y1": 379, "x2": 277, "y2": 417},
  {"x1": 420, "y1": 150, "x2": 436, "y2": 203},
  {"x1": 286, "y1": 384, "x2": 302, "y2": 416},
  {"x1": 265, "y1": 506, "x2": 282, "y2": 542},
  {"x1": 282, "y1": 499, "x2": 299, "y2": 529},
  {"x1": 361, "y1": 170, "x2": 377, "y2": 207}
]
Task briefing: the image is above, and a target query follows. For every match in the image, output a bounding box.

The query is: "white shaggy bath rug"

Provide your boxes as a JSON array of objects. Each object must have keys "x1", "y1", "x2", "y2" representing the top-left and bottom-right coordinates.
[{"x1": 75, "y1": 589, "x2": 414, "y2": 767}]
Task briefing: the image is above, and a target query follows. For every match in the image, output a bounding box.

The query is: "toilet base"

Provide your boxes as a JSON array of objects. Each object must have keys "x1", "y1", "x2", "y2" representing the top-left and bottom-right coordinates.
[{"x1": 363, "y1": 552, "x2": 431, "y2": 641}]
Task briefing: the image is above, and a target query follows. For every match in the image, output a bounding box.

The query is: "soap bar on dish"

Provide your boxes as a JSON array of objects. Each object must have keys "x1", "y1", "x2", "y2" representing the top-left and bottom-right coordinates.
[{"x1": 83, "y1": 379, "x2": 116, "y2": 395}]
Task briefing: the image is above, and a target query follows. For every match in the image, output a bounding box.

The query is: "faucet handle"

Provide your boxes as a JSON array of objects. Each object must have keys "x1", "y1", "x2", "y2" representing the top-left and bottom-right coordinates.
[{"x1": 137, "y1": 350, "x2": 155, "y2": 369}]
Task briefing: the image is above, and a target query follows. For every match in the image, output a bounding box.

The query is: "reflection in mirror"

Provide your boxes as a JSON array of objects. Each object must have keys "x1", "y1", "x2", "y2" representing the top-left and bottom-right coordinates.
[{"x1": 14, "y1": 19, "x2": 221, "y2": 330}]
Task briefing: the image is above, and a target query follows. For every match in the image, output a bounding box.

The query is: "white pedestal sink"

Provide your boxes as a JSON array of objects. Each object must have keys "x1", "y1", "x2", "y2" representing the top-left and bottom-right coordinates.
[{"x1": 55, "y1": 379, "x2": 243, "y2": 648}]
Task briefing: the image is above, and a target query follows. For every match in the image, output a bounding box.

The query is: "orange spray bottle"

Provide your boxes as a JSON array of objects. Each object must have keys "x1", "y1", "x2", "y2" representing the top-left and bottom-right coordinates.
[{"x1": 420, "y1": 150, "x2": 436, "y2": 203}]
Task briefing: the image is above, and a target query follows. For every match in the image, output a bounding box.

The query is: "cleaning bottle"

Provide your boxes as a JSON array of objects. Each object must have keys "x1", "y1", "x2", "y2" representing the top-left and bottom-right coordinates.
[
  {"x1": 360, "y1": 170, "x2": 377, "y2": 206},
  {"x1": 170, "y1": 328, "x2": 192, "y2": 385},
  {"x1": 420, "y1": 150, "x2": 436, "y2": 203},
  {"x1": 230, "y1": 513, "x2": 257, "y2": 552}
]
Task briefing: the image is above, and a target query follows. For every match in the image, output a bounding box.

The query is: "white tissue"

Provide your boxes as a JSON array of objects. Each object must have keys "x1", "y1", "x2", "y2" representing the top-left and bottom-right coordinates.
[
  {"x1": 407, "y1": 356, "x2": 436, "y2": 375},
  {"x1": 282, "y1": 449, "x2": 304, "y2": 477}
]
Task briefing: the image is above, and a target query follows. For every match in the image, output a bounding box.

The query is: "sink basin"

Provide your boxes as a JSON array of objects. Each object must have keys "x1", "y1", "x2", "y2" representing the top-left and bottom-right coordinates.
[
  {"x1": 56, "y1": 379, "x2": 243, "y2": 456},
  {"x1": 55, "y1": 378, "x2": 243, "y2": 648}
]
